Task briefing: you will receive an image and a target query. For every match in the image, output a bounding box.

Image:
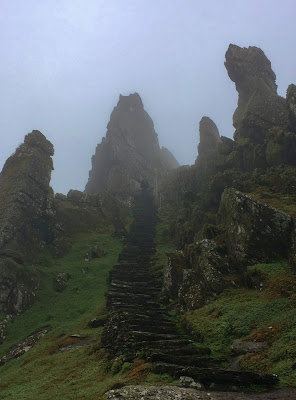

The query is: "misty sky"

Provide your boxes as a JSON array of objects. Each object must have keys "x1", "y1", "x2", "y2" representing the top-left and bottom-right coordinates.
[{"x1": 1, "y1": 1, "x2": 296, "y2": 194}]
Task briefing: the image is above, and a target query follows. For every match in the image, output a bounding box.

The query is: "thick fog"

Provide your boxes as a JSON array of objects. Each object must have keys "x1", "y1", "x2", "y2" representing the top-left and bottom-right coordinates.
[{"x1": 1, "y1": 0, "x2": 296, "y2": 194}]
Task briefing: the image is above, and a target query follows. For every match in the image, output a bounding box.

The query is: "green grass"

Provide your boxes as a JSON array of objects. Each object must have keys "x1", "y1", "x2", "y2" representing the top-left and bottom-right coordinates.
[
  {"x1": 0, "y1": 232, "x2": 125, "y2": 399},
  {"x1": 0, "y1": 232, "x2": 180, "y2": 399},
  {"x1": 183, "y1": 261, "x2": 296, "y2": 387}
]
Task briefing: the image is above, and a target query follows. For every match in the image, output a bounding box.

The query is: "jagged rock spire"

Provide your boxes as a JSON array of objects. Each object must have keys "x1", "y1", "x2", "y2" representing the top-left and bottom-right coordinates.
[{"x1": 85, "y1": 93, "x2": 178, "y2": 197}]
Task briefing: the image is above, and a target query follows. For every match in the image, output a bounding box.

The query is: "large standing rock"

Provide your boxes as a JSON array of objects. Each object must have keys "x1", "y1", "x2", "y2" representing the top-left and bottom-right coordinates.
[
  {"x1": 224, "y1": 44, "x2": 296, "y2": 170},
  {"x1": 0, "y1": 130, "x2": 54, "y2": 313},
  {"x1": 85, "y1": 93, "x2": 178, "y2": 198},
  {"x1": 219, "y1": 189, "x2": 294, "y2": 264},
  {"x1": 198, "y1": 117, "x2": 221, "y2": 157},
  {"x1": 225, "y1": 44, "x2": 289, "y2": 132},
  {"x1": 0, "y1": 130, "x2": 54, "y2": 262}
]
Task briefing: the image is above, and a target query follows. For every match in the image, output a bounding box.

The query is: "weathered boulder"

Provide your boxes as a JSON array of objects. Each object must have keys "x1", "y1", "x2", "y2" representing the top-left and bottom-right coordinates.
[
  {"x1": 163, "y1": 239, "x2": 232, "y2": 311},
  {"x1": 85, "y1": 93, "x2": 178, "y2": 198},
  {"x1": 219, "y1": 189, "x2": 294, "y2": 264}
]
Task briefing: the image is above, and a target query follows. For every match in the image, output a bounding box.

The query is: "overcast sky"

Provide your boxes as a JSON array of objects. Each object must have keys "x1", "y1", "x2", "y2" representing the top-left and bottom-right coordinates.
[{"x1": 1, "y1": 0, "x2": 296, "y2": 194}]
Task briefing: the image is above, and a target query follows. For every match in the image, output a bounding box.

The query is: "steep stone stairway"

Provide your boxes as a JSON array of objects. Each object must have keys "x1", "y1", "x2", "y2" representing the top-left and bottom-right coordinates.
[{"x1": 102, "y1": 187, "x2": 278, "y2": 389}]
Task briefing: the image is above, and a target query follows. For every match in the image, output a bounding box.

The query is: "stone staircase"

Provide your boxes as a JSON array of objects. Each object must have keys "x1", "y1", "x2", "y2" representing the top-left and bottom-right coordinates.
[{"x1": 101, "y1": 187, "x2": 278, "y2": 389}]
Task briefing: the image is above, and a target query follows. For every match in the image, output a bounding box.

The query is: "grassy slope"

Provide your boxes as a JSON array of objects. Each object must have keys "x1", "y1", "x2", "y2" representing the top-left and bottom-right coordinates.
[
  {"x1": 184, "y1": 261, "x2": 296, "y2": 387},
  {"x1": 0, "y1": 232, "x2": 125, "y2": 399},
  {"x1": 0, "y1": 228, "x2": 177, "y2": 399}
]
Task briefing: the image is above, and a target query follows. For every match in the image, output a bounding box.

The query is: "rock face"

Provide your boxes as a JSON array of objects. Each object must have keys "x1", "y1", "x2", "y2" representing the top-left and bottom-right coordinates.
[
  {"x1": 163, "y1": 240, "x2": 232, "y2": 311},
  {"x1": 219, "y1": 189, "x2": 294, "y2": 264},
  {"x1": 0, "y1": 131, "x2": 55, "y2": 314},
  {"x1": 85, "y1": 93, "x2": 178, "y2": 197},
  {"x1": 162, "y1": 188, "x2": 296, "y2": 310}
]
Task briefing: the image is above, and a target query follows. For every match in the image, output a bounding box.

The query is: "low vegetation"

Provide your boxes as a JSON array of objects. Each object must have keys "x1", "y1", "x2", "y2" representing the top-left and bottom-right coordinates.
[
  {"x1": 0, "y1": 230, "x2": 179, "y2": 399},
  {"x1": 183, "y1": 260, "x2": 296, "y2": 387}
]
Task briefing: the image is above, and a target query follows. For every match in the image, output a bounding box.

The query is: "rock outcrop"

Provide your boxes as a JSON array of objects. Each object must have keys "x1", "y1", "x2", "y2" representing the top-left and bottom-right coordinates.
[
  {"x1": 54, "y1": 189, "x2": 129, "y2": 237},
  {"x1": 85, "y1": 93, "x2": 178, "y2": 198},
  {"x1": 163, "y1": 240, "x2": 232, "y2": 311},
  {"x1": 225, "y1": 44, "x2": 288, "y2": 132},
  {"x1": 219, "y1": 189, "x2": 294, "y2": 265},
  {"x1": 224, "y1": 44, "x2": 296, "y2": 170},
  {"x1": 104, "y1": 386, "x2": 296, "y2": 400},
  {"x1": 198, "y1": 117, "x2": 221, "y2": 158},
  {"x1": 162, "y1": 188, "x2": 296, "y2": 310},
  {"x1": 0, "y1": 131, "x2": 55, "y2": 313},
  {"x1": 0, "y1": 130, "x2": 54, "y2": 263}
]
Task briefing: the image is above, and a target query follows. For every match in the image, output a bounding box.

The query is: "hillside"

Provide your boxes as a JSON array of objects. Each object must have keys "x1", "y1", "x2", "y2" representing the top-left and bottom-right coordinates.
[{"x1": 1, "y1": 44, "x2": 296, "y2": 399}]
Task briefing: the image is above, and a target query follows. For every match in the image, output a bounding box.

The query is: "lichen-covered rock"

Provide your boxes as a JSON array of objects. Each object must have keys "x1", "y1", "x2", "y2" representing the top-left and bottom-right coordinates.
[
  {"x1": 85, "y1": 93, "x2": 178, "y2": 198},
  {"x1": 219, "y1": 189, "x2": 294, "y2": 264},
  {"x1": 163, "y1": 240, "x2": 231, "y2": 311}
]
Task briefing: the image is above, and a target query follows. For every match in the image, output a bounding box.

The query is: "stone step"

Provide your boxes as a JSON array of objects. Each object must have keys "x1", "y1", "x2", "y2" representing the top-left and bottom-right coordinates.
[
  {"x1": 144, "y1": 346, "x2": 212, "y2": 357},
  {"x1": 108, "y1": 303, "x2": 162, "y2": 313},
  {"x1": 111, "y1": 279, "x2": 162, "y2": 290},
  {"x1": 147, "y1": 353, "x2": 227, "y2": 367},
  {"x1": 129, "y1": 339, "x2": 193, "y2": 350},
  {"x1": 126, "y1": 330, "x2": 181, "y2": 342},
  {"x1": 123, "y1": 323, "x2": 176, "y2": 335},
  {"x1": 109, "y1": 283, "x2": 160, "y2": 295},
  {"x1": 151, "y1": 363, "x2": 279, "y2": 387}
]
